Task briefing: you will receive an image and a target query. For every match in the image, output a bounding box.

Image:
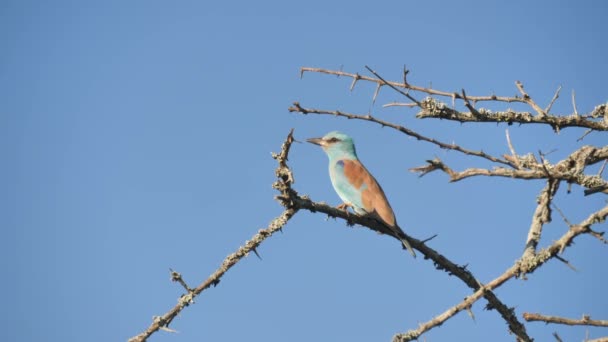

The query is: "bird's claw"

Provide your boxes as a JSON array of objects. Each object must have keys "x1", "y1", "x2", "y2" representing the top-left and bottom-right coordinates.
[{"x1": 336, "y1": 203, "x2": 353, "y2": 211}]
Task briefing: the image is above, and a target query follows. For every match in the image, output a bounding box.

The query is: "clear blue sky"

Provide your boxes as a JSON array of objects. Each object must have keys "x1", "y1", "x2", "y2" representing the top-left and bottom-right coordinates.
[{"x1": 3, "y1": 1, "x2": 607, "y2": 341}]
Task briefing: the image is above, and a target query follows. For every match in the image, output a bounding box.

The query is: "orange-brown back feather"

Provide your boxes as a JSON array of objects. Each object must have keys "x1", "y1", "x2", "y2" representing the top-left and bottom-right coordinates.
[{"x1": 342, "y1": 159, "x2": 396, "y2": 227}]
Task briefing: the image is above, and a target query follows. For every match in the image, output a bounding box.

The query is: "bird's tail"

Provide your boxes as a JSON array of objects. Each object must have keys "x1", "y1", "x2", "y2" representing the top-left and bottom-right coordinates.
[
  {"x1": 400, "y1": 237, "x2": 416, "y2": 258},
  {"x1": 393, "y1": 225, "x2": 416, "y2": 258}
]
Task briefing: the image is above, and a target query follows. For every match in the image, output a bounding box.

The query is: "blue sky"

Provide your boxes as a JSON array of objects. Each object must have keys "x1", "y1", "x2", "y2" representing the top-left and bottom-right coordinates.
[{"x1": 3, "y1": 1, "x2": 607, "y2": 341}]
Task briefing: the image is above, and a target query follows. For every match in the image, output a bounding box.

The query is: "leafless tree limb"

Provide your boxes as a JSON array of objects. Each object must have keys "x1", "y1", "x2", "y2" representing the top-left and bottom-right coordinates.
[
  {"x1": 299, "y1": 67, "x2": 608, "y2": 131},
  {"x1": 587, "y1": 337, "x2": 608, "y2": 342},
  {"x1": 545, "y1": 85, "x2": 562, "y2": 114},
  {"x1": 515, "y1": 80, "x2": 547, "y2": 117},
  {"x1": 134, "y1": 66, "x2": 607, "y2": 342},
  {"x1": 523, "y1": 313, "x2": 608, "y2": 327},
  {"x1": 523, "y1": 179, "x2": 559, "y2": 260},
  {"x1": 300, "y1": 67, "x2": 527, "y2": 104},
  {"x1": 128, "y1": 130, "x2": 299, "y2": 342},
  {"x1": 394, "y1": 204, "x2": 608, "y2": 341},
  {"x1": 408, "y1": 145, "x2": 608, "y2": 194},
  {"x1": 288, "y1": 102, "x2": 514, "y2": 167}
]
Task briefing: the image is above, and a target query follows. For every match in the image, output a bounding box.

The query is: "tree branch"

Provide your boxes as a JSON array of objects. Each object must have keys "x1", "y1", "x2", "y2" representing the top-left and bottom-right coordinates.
[
  {"x1": 289, "y1": 102, "x2": 514, "y2": 168},
  {"x1": 409, "y1": 145, "x2": 608, "y2": 194},
  {"x1": 394, "y1": 204, "x2": 608, "y2": 341},
  {"x1": 523, "y1": 179, "x2": 560, "y2": 260},
  {"x1": 523, "y1": 313, "x2": 608, "y2": 327},
  {"x1": 129, "y1": 131, "x2": 299, "y2": 342},
  {"x1": 299, "y1": 67, "x2": 608, "y2": 131}
]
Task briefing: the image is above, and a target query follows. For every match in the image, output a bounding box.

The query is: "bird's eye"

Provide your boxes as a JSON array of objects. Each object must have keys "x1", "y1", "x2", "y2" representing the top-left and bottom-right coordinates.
[{"x1": 327, "y1": 137, "x2": 340, "y2": 143}]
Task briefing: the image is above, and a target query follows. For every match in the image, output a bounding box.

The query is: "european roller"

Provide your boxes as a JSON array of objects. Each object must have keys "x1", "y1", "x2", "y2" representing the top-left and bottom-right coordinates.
[{"x1": 307, "y1": 131, "x2": 416, "y2": 258}]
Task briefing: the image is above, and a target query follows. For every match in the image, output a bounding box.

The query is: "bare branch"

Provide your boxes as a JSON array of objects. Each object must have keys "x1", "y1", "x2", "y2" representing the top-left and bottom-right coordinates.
[
  {"x1": 396, "y1": 204, "x2": 608, "y2": 341},
  {"x1": 294, "y1": 195, "x2": 532, "y2": 342},
  {"x1": 461, "y1": 88, "x2": 482, "y2": 117},
  {"x1": 289, "y1": 102, "x2": 514, "y2": 167},
  {"x1": 129, "y1": 130, "x2": 299, "y2": 342},
  {"x1": 516, "y1": 80, "x2": 547, "y2": 117},
  {"x1": 545, "y1": 85, "x2": 562, "y2": 114},
  {"x1": 409, "y1": 145, "x2": 608, "y2": 194},
  {"x1": 523, "y1": 313, "x2": 608, "y2": 327},
  {"x1": 365, "y1": 65, "x2": 420, "y2": 106},
  {"x1": 506, "y1": 129, "x2": 522, "y2": 169},
  {"x1": 301, "y1": 66, "x2": 527, "y2": 103},
  {"x1": 383, "y1": 101, "x2": 418, "y2": 108},
  {"x1": 170, "y1": 269, "x2": 193, "y2": 292},
  {"x1": 523, "y1": 179, "x2": 559, "y2": 260},
  {"x1": 578, "y1": 128, "x2": 594, "y2": 142},
  {"x1": 300, "y1": 67, "x2": 608, "y2": 131},
  {"x1": 572, "y1": 89, "x2": 579, "y2": 117},
  {"x1": 586, "y1": 337, "x2": 608, "y2": 342}
]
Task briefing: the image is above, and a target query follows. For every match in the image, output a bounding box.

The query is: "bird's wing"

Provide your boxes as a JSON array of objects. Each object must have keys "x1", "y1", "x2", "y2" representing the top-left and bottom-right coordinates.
[{"x1": 341, "y1": 159, "x2": 397, "y2": 227}]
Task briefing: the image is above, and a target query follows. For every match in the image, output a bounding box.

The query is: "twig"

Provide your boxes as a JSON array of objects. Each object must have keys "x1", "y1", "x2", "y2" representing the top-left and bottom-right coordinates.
[
  {"x1": 461, "y1": 88, "x2": 482, "y2": 117},
  {"x1": 516, "y1": 80, "x2": 546, "y2": 118},
  {"x1": 599, "y1": 160, "x2": 607, "y2": 177},
  {"x1": 383, "y1": 101, "x2": 418, "y2": 108},
  {"x1": 545, "y1": 85, "x2": 562, "y2": 114},
  {"x1": 552, "y1": 203, "x2": 573, "y2": 227},
  {"x1": 572, "y1": 89, "x2": 579, "y2": 117},
  {"x1": 506, "y1": 129, "x2": 521, "y2": 169},
  {"x1": 170, "y1": 269, "x2": 193, "y2": 292},
  {"x1": 365, "y1": 65, "x2": 421, "y2": 106},
  {"x1": 577, "y1": 129, "x2": 593, "y2": 142},
  {"x1": 523, "y1": 313, "x2": 608, "y2": 327}
]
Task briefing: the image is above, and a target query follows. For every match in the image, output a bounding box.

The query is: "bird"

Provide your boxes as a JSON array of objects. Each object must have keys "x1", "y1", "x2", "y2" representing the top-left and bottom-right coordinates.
[{"x1": 307, "y1": 131, "x2": 416, "y2": 257}]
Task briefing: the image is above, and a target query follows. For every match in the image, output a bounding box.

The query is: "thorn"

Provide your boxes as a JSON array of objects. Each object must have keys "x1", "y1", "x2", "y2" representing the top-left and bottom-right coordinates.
[
  {"x1": 252, "y1": 247, "x2": 263, "y2": 260},
  {"x1": 466, "y1": 306, "x2": 476, "y2": 322},
  {"x1": 421, "y1": 234, "x2": 438, "y2": 243},
  {"x1": 372, "y1": 83, "x2": 382, "y2": 104}
]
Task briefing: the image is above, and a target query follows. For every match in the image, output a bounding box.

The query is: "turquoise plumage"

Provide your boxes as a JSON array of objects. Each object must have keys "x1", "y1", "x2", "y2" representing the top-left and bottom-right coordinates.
[{"x1": 308, "y1": 131, "x2": 416, "y2": 257}]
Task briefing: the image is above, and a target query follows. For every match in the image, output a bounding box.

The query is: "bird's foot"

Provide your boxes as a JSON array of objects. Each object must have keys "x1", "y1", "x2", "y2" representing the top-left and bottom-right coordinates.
[{"x1": 336, "y1": 203, "x2": 354, "y2": 211}]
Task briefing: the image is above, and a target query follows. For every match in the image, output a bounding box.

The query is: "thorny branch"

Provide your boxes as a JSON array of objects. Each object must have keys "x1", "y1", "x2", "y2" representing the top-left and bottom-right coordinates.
[
  {"x1": 523, "y1": 313, "x2": 608, "y2": 327},
  {"x1": 394, "y1": 204, "x2": 608, "y2": 342},
  {"x1": 293, "y1": 66, "x2": 607, "y2": 341},
  {"x1": 288, "y1": 102, "x2": 513, "y2": 167},
  {"x1": 300, "y1": 67, "x2": 608, "y2": 132},
  {"x1": 523, "y1": 180, "x2": 560, "y2": 260},
  {"x1": 128, "y1": 130, "x2": 299, "y2": 342},
  {"x1": 133, "y1": 67, "x2": 607, "y2": 342},
  {"x1": 273, "y1": 135, "x2": 534, "y2": 342},
  {"x1": 409, "y1": 145, "x2": 608, "y2": 194},
  {"x1": 288, "y1": 102, "x2": 608, "y2": 195}
]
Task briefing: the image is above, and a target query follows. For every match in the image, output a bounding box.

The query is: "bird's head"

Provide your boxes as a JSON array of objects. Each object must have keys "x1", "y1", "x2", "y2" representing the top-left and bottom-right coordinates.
[{"x1": 307, "y1": 131, "x2": 358, "y2": 160}]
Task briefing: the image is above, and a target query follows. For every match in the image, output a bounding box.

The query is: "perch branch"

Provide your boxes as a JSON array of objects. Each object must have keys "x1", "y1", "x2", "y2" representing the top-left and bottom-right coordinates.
[{"x1": 395, "y1": 204, "x2": 608, "y2": 341}]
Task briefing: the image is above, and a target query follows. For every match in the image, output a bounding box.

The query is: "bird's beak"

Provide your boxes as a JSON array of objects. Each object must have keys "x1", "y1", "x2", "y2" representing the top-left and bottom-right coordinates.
[{"x1": 306, "y1": 137, "x2": 324, "y2": 146}]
